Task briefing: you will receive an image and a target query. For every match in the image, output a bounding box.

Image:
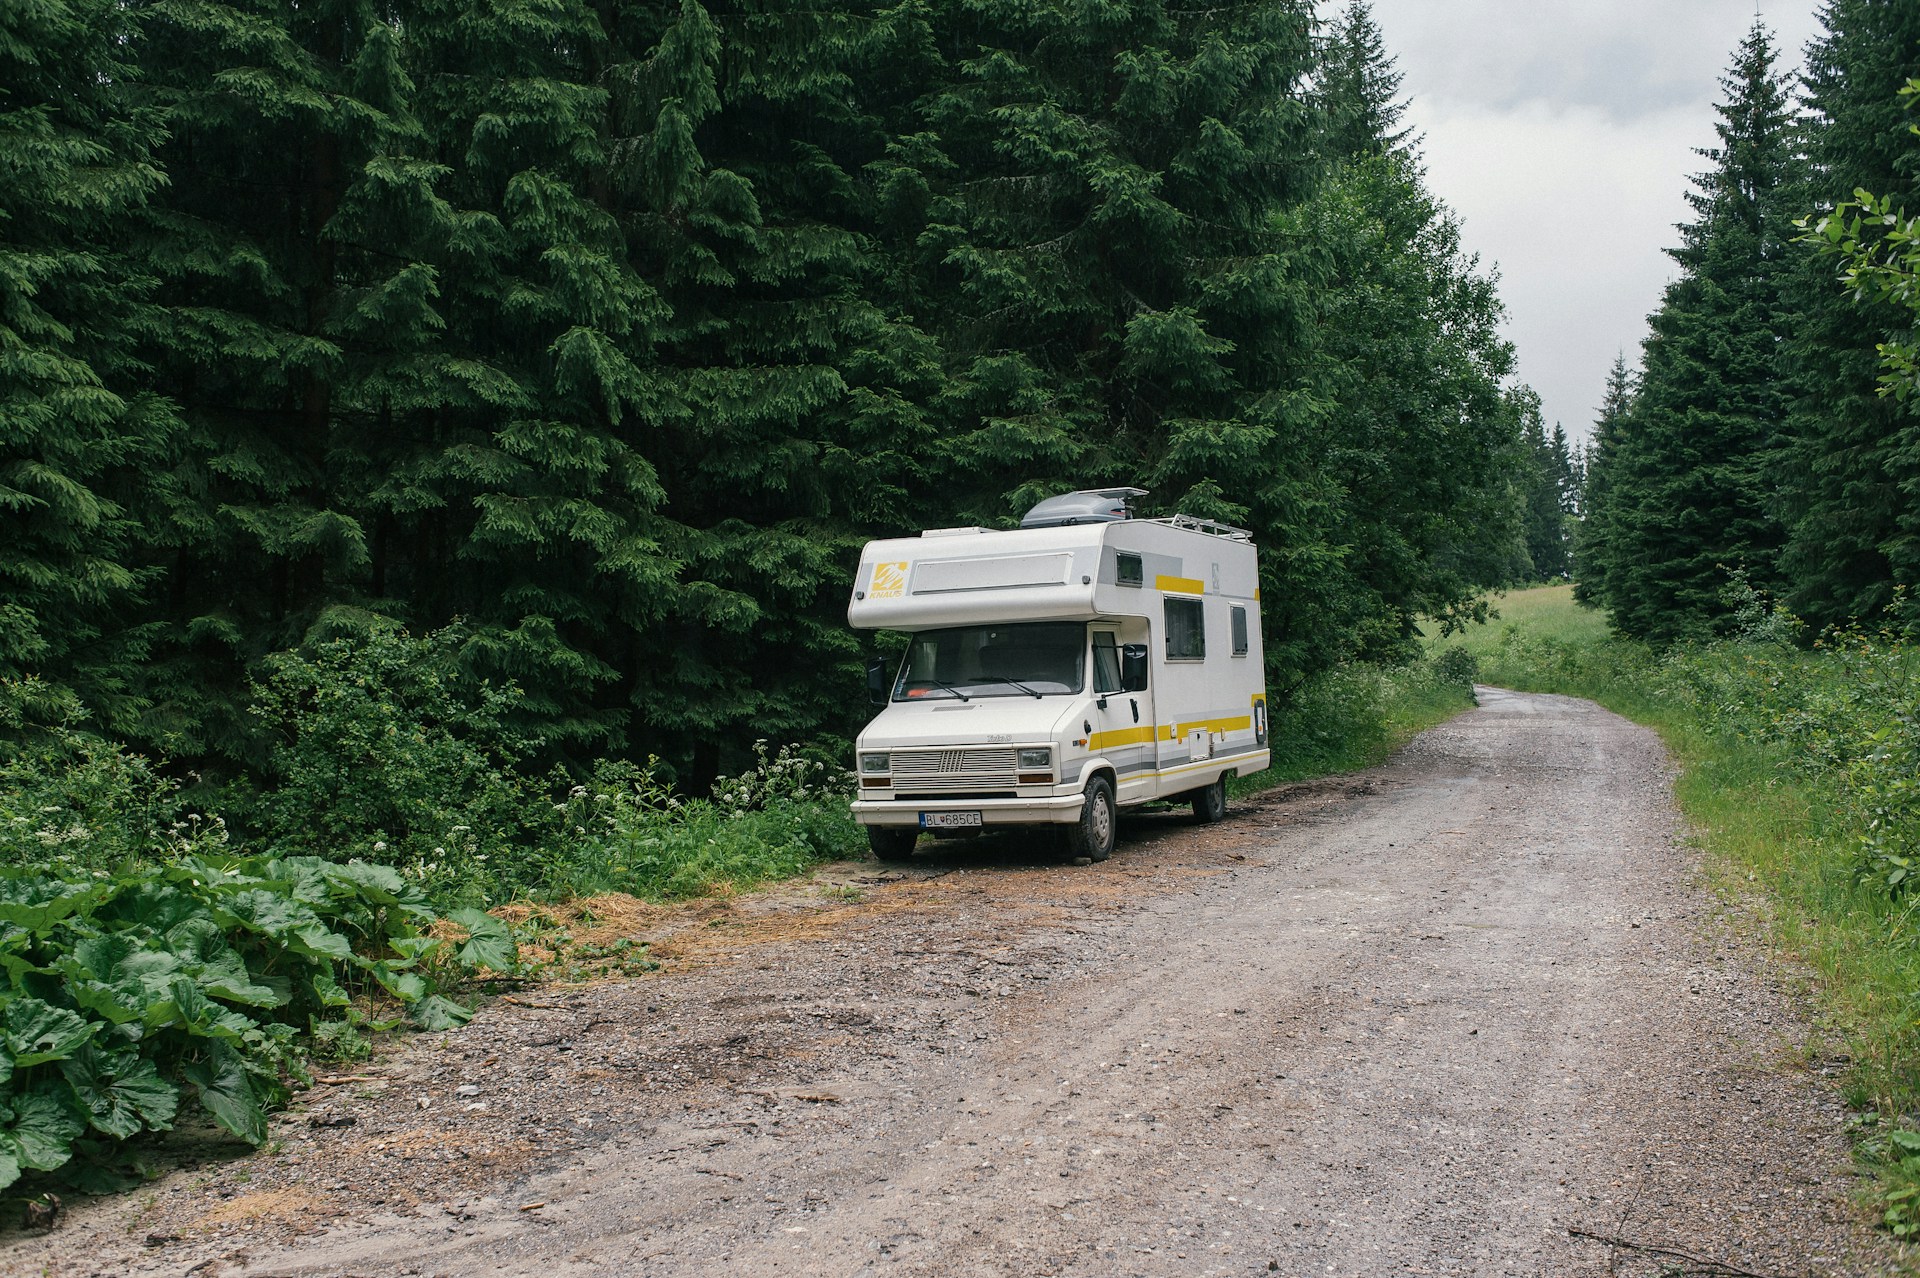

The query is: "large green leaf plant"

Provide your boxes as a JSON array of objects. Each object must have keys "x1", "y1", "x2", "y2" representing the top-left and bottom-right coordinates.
[{"x1": 0, "y1": 849, "x2": 513, "y2": 1191}]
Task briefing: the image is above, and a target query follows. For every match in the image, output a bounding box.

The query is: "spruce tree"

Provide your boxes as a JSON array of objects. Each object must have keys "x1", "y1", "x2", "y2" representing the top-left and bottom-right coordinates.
[
  {"x1": 1778, "y1": 0, "x2": 1920, "y2": 629},
  {"x1": 1572, "y1": 354, "x2": 1634, "y2": 607},
  {"x1": 0, "y1": 0, "x2": 177, "y2": 729},
  {"x1": 1601, "y1": 22, "x2": 1800, "y2": 643},
  {"x1": 1518, "y1": 408, "x2": 1576, "y2": 581},
  {"x1": 899, "y1": 0, "x2": 1320, "y2": 506},
  {"x1": 1274, "y1": 2, "x2": 1525, "y2": 664},
  {"x1": 128, "y1": 0, "x2": 497, "y2": 756},
  {"x1": 594, "y1": 0, "x2": 946, "y2": 780},
  {"x1": 1316, "y1": 1, "x2": 1413, "y2": 161}
]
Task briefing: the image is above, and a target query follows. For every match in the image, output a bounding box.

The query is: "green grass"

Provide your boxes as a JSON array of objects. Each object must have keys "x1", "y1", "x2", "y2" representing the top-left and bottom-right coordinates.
[
  {"x1": 1430, "y1": 585, "x2": 1920, "y2": 1248},
  {"x1": 1433, "y1": 581, "x2": 1613, "y2": 657}
]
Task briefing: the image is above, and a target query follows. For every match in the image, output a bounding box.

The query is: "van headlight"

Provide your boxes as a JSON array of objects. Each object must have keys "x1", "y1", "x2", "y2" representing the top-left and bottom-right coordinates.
[
  {"x1": 1017, "y1": 747, "x2": 1053, "y2": 784},
  {"x1": 859, "y1": 752, "x2": 891, "y2": 774}
]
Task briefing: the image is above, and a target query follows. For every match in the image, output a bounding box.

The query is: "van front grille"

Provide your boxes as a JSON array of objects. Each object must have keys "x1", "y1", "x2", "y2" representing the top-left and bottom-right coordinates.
[{"x1": 888, "y1": 747, "x2": 1018, "y2": 791}]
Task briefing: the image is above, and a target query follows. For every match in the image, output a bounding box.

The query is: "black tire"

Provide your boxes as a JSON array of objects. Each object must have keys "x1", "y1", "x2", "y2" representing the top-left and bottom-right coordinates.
[
  {"x1": 1191, "y1": 776, "x2": 1227, "y2": 824},
  {"x1": 867, "y1": 826, "x2": 919, "y2": 861},
  {"x1": 1066, "y1": 775, "x2": 1117, "y2": 862}
]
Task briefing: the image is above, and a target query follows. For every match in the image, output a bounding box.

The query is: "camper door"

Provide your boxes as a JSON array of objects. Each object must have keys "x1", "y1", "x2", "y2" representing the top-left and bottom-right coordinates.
[{"x1": 1090, "y1": 627, "x2": 1155, "y2": 802}]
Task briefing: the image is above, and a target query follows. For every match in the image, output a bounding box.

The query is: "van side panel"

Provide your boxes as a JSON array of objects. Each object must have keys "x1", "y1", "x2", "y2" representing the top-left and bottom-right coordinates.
[{"x1": 1093, "y1": 522, "x2": 1267, "y2": 801}]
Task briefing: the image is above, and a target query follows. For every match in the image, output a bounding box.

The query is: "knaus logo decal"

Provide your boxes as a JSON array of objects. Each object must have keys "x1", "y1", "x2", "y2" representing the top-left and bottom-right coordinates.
[{"x1": 869, "y1": 561, "x2": 909, "y2": 599}]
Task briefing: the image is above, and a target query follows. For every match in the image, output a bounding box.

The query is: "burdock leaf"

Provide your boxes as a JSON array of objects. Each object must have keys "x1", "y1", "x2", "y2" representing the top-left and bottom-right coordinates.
[
  {"x1": 448, "y1": 908, "x2": 515, "y2": 972},
  {"x1": 60, "y1": 1044, "x2": 180, "y2": 1139},
  {"x1": 408, "y1": 995, "x2": 473, "y2": 1031},
  {"x1": 182, "y1": 1043, "x2": 267, "y2": 1145},
  {"x1": 5, "y1": 997, "x2": 96, "y2": 1067},
  {"x1": 6, "y1": 1088, "x2": 84, "y2": 1171}
]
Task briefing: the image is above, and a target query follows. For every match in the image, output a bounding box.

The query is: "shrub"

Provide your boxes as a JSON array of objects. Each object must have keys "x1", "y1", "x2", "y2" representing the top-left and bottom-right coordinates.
[
  {"x1": 0, "y1": 680, "x2": 182, "y2": 874},
  {"x1": 515, "y1": 746, "x2": 863, "y2": 902},
  {"x1": 1433, "y1": 646, "x2": 1479, "y2": 690},
  {"x1": 0, "y1": 675, "x2": 517, "y2": 1192},
  {"x1": 233, "y1": 625, "x2": 535, "y2": 899}
]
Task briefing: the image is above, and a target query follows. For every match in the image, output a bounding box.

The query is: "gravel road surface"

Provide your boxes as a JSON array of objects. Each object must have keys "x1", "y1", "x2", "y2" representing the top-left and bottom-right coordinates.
[{"x1": 9, "y1": 688, "x2": 1907, "y2": 1277}]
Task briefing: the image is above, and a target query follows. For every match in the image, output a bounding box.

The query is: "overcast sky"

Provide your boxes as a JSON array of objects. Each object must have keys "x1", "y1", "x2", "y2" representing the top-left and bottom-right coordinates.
[{"x1": 1363, "y1": 1, "x2": 1829, "y2": 445}]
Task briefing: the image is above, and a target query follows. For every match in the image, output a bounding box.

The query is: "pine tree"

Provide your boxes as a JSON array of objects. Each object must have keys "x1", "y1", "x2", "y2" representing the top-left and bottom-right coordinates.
[
  {"x1": 0, "y1": 0, "x2": 177, "y2": 729},
  {"x1": 1518, "y1": 410, "x2": 1576, "y2": 582},
  {"x1": 1601, "y1": 22, "x2": 1800, "y2": 643},
  {"x1": 595, "y1": 0, "x2": 947, "y2": 781},
  {"x1": 1572, "y1": 354, "x2": 1634, "y2": 606},
  {"x1": 1316, "y1": 2, "x2": 1413, "y2": 161},
  {"x1": 1777, "y1": 0, "x2": 1920, "y2": 630},
  {"x1": 1273, "y1": 2, "x2": 1525, "y2": 662}
]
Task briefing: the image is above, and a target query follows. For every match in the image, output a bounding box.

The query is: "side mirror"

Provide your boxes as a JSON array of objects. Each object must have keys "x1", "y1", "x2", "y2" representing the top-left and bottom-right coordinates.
[
  {"x1": 866, "y1": 658, "x2": 890, "y2": 707},
  {"x1": 1120, "y1": 644, "x2": 1149, "y2": 693}
]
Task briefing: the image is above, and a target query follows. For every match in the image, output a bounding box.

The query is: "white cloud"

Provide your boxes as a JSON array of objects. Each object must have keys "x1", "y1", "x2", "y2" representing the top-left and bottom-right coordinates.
[
  {"x1": 1413, "y1": 98, "x2": 1709, "y2": 432},
  {"x1": 1358, "y1": 0, "x2": 1829, "y2": 441}
]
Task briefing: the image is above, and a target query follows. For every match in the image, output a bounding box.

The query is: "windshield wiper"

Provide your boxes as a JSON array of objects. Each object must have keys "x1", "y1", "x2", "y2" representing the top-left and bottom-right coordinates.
[
  {"x1": 984, "y1": 677, "x2": 1043, "y2": 699},
  {"x1": 918, "y1": 678, "x2": 971, "y2": 701}
]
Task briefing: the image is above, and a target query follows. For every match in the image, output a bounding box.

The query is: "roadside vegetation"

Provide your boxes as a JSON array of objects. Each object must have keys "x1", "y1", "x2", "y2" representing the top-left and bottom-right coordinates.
[
  {"x1": 0, "y1": 640, "x2": 861, "y2": 1202},
  {"x1": 1433, "y1": 583, "x2": 1920, "y2": 1236},
  {"x1": 1250, "y1": 652, "x2": 1480, "y2": 790}
]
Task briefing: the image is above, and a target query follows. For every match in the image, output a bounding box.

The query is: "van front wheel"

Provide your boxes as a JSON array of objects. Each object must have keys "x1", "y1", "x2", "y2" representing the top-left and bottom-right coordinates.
[
  {"x1": 1067, "y1": 776, "x2": 1116, "y2": 863},
  {"x1": 868, "y1": 827, "x2": 919, "y2": 861},
  {"x1": 1192, "y1": 777, "x2": 1227, "y2": 824}
]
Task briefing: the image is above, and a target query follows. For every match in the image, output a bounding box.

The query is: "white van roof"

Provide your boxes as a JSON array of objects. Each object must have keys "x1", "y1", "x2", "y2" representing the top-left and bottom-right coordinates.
[{"x1": 848, "y1": 516, "x2": 1256, "y2": 632}]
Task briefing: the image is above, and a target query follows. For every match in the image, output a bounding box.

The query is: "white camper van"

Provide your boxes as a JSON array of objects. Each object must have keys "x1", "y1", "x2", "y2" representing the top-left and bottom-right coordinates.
[{"x1": 847, "y1": 488, "x2": 1270, "y2": 862}]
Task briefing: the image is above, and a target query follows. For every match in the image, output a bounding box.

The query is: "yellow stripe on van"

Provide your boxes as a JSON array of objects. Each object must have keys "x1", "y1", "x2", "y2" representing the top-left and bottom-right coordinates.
[
  {"x1": 1156, "y1": 574, "x2": 1204, "y2": 595},
  {"x1": 1171, "y1": 715, "x2": 1253, "y2": 736},
  {"x1": 1087, "y1": 726, "x2": 1158, "y2": 750},
  {"x1": 1105, "y1": 718, "x2": 1258, "y2": 748}
]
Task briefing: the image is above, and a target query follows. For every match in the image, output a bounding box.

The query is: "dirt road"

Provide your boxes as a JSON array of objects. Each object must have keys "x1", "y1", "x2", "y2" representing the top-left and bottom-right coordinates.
[{"x1": 12, "y1": 689, "x2": 1907, "y2": 1276}]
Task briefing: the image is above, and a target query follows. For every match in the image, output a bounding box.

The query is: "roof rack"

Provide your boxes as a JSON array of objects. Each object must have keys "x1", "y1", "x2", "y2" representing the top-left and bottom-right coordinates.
[{"x1": 1152, "y1": 513, "x2": 1254, "y2": 542}]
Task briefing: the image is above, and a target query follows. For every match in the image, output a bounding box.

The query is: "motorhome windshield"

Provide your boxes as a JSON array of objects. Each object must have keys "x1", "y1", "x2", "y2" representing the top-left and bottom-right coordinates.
[{"x1": 894, "y1": 622, "x2": 1086, "y2": 700}]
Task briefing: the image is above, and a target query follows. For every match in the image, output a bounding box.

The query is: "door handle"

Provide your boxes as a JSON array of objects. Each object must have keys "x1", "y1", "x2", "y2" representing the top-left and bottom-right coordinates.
[{"x1": 1130, "y1": 699, "x2": 1139, "y2": 724}]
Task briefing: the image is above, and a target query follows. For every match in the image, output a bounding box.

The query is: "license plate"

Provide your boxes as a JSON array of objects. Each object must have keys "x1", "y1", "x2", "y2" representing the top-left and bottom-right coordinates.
[{"x1": 920, "y1": 811, "x2": 983, "y2": 829}]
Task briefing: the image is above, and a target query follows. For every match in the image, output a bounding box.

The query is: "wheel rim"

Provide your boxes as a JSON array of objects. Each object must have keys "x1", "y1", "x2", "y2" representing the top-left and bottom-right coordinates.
[{"x1": 1092, "y1": 791, "x2": 1113, "y2": 849}]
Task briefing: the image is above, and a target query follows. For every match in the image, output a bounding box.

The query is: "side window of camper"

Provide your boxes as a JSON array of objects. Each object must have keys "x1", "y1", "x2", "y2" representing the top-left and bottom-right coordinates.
[
  {"x1": 1116, "y1": 552, "x2": 1143, "y2": 587},
  {"x1": 1165, "y1": 597, "x2": 1205, "y2": 660},
  {"x1": 1231, "y1": 605, "x2": 1249, "y2": 657},
  {"x1": 1092, "y1": 632, "x2": 1122, "y2": 693}
]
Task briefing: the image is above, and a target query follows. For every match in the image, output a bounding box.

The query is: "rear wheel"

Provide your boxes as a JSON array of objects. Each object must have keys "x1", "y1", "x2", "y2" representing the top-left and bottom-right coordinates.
[
  {"x1": 1192, "y1": 777, "x2": 1227, "y2": 824},
  {"x1": 1066, "y1": 776, "x2": 1117, "y2": 862},
  {"x1": 867, "y1": 826, "x2": 919, "y2": 862}
]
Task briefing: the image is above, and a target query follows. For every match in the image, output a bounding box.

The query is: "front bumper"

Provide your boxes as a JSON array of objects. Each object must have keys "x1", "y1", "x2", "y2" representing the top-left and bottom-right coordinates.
[{"x1": 852, "y1": 793, "x2": 1086, "y2": 828}]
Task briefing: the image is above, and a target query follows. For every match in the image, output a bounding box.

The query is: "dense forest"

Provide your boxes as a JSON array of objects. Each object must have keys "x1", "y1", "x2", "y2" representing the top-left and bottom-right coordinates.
[
  {"x1": 1580, "y1": 4, "x2": 1920, "y2": 643},
  {"x1": 3, "y1": 0, "x2": 1549, "y2": 793}
]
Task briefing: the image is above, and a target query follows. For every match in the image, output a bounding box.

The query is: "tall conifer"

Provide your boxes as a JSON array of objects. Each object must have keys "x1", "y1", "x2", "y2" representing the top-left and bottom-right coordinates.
[
  {"x1": 597, "y1": 0, "x2": 943, "y2": 778},
  {"x1": 1601, "y1": 23, "x2": 1800, "y2": 642},
  {"x1": 0, "y1": 0, "x2": 177, "y2": 728},
  {"x1": 130, "y1": 0, "x2": 491, "y2": 754},
  {"x1": 1572, "y1": 354, "x2": 1634, "y2": 606},
  {"x1": 1278, "y1": 2, "x2": 1523, "y2": 664},
  {"x1": 1778, "y1": 0, "x2": 1920, "y2": 629}
]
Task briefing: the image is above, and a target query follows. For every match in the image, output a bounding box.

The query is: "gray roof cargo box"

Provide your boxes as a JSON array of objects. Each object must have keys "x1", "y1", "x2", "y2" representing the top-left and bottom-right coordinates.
[{"x1": 1018, "y1": 488, "x2": 1148, "y2": 529}]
